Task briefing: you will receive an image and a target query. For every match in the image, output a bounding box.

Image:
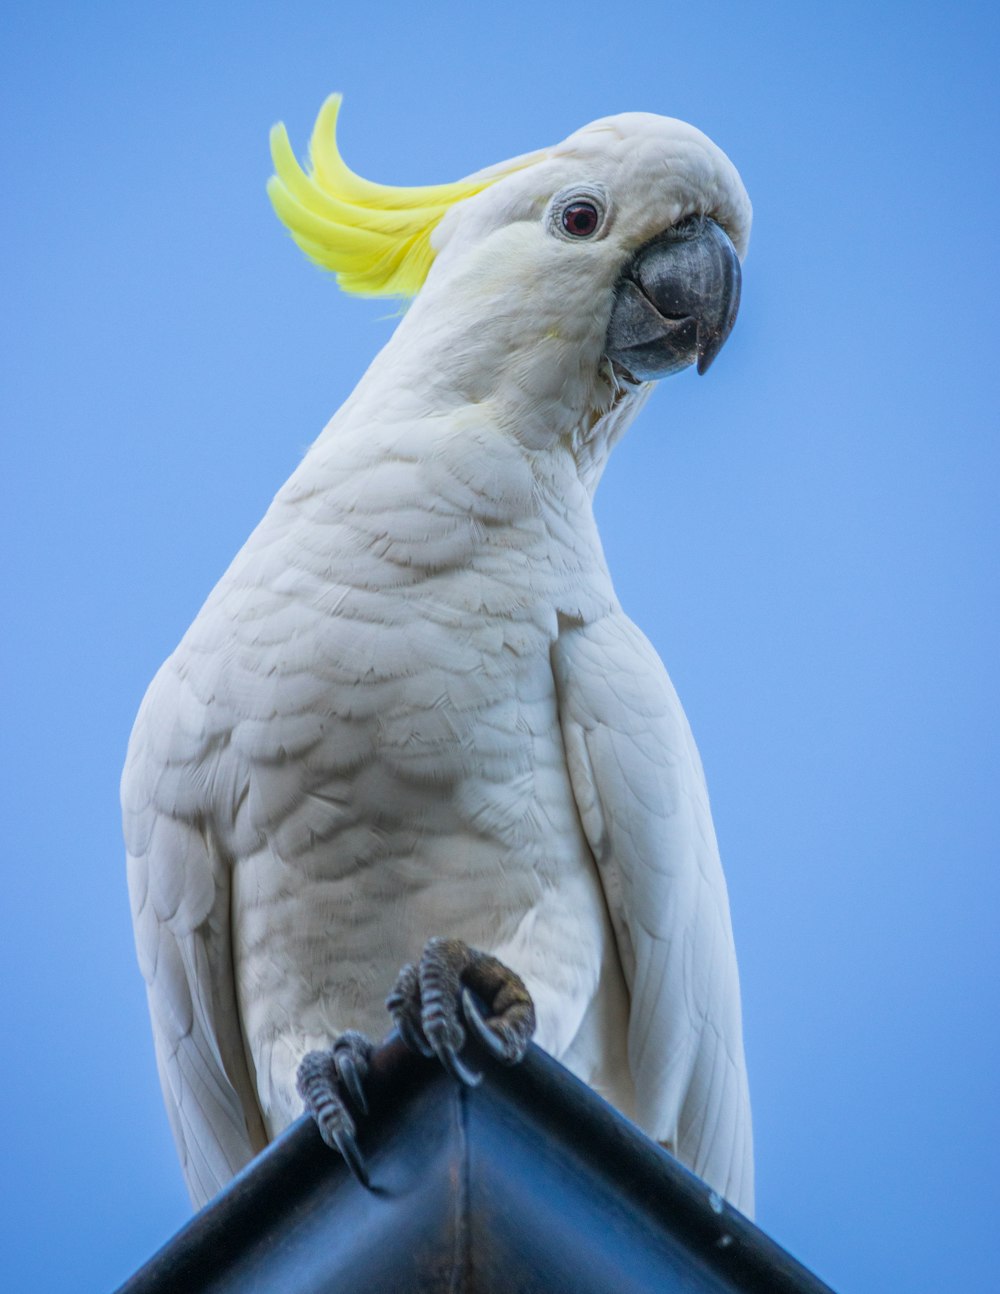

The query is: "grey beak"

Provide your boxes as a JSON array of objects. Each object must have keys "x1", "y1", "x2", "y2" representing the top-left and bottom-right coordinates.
[{"x1": 604, "y1": 217, "x2": 741, "y2": 382}]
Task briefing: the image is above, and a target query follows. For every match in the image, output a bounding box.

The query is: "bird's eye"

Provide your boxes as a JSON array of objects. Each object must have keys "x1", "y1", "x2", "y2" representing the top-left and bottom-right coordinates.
[
  {"x1": 561, "y1": 202, "x2": 600, "y2": 238},
  {"x1": 547, "y1": 186, "x2": 609, "y2": 241}
]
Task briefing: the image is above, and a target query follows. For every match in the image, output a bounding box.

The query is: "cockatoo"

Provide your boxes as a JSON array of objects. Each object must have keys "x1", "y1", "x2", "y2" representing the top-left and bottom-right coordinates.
[{"x1": 123, "y1": 94, "x2": 754, "y2": 1218}]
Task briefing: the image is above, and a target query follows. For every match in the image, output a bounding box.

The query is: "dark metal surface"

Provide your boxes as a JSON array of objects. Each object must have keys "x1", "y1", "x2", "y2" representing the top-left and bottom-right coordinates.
[{"x1": 117, "y1": 1038, "x2": 836, "y2": 1293}]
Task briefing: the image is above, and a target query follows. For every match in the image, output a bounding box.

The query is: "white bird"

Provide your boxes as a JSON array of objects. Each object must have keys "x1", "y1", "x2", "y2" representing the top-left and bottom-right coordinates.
[{"x1": 123, "y1": 95, "x2": 754, "y2": 1216}]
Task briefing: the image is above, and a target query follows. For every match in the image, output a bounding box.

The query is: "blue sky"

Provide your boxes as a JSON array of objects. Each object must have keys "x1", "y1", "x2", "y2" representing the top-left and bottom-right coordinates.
[{"x1": 2, "y1": 3, "x2": 997, "y2": 1290}]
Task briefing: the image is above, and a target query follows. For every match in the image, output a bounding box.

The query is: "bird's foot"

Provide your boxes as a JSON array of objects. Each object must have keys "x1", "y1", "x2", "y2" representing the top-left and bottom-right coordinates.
[
  {"x1": 386, "y1": 936, "x2": 536, "y2": 1086},
  {"x1": 296, "y1": 1030, "x2": 375, "y2": 1187},
  {"x1": 298, "y1": 942, "x2": 534, "y2": 1187}
]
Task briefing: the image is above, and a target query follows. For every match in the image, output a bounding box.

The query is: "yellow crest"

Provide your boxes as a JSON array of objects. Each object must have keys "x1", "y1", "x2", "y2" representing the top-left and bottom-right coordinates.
[{"x1": 268, "y1": 94, "x2": 544, "y2": 298}]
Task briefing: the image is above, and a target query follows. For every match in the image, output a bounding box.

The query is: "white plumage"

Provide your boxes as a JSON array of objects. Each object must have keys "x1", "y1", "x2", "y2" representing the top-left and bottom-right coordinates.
[{"x1": 123, "y1": 105, "x2": 754, "y2": 1215}]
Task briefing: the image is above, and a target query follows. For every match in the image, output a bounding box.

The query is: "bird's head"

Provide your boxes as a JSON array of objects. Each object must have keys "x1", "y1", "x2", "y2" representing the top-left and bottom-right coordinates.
[{"x1": 269, "y1": 97, "x2": 750, "y2": 454}]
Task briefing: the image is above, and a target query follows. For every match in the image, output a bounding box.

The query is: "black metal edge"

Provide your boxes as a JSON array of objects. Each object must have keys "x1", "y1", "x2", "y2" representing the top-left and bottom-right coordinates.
[
  {"x1": 117, "y1": 1035, "x2": 836, "y2": 1294},
  {"x1": 483, "y1": 1043, "x2": 837, "y2": 1294},
  {"x1": 114, "y1": 1037, "x2": 424, "y2": 1292}
]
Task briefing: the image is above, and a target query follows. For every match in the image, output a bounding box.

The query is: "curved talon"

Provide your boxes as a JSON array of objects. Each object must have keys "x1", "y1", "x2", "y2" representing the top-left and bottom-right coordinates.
[
  {"x1": 390, "y1": 939, "x2": 534, "y2": 1086},
  {"x1": 337, "y1": 1053, "x2": 368, "y2": 1116},
  {"x1": 461, "y1": 988, "x2": 513, "y2": 1063},
  {"x1": 395, "y1": 1014, "x2": 434, "y2": 1059},
  {"x1": 331, "y1": 1125, "x2": 370, "y2": 1189},
  {"x1": 387, "y1": 965, "x2": 436, "y2": 1058},
  {"x1": 433, "y1": 1040, "x2": 482, "y2": 1087}
]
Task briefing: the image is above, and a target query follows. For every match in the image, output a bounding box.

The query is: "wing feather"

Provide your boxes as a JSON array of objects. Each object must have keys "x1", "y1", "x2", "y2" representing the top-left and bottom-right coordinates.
[
  {"x1": 553, "y1": 612, "x2": 753, "y2": 1215},
  {"x1": 123, "y1": 661, "x2": 268, "y2": 1209}
]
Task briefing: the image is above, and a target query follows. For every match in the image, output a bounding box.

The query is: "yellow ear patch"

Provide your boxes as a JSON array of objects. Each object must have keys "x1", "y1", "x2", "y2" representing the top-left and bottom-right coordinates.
[{"x1": 268, "y1": 94, "x2": 536, "y2": 298}]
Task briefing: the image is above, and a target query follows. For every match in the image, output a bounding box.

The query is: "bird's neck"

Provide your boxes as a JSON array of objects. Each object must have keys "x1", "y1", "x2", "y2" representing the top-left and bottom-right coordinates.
[{"x1": 324, "y1": 290, "x2": 649, "y2": 488}]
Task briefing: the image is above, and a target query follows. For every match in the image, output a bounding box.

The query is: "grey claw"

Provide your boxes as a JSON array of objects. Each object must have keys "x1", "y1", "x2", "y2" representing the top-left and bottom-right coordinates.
[
  {"x1": 396, "y1": 1014, "x2": 434, "y2": 1058},
  {"x1": 331, "y1": 1125, "x2": 371, "y2": 1189},
  {"x1": 337, "y1": 1053, "x2": 368, "y2": 1116},
  {"x1": 461, "y1": 988, "x2": 511, "y2": 1063},
  {"x1": 434, "y1": 1040, "x2": 482, "y2": 1087}
]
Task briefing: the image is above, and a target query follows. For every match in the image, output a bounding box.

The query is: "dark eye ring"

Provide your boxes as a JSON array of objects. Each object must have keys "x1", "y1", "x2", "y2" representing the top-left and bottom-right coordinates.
[{"x1": 561, "y1": 201, "x2": 600, "y2": 238}]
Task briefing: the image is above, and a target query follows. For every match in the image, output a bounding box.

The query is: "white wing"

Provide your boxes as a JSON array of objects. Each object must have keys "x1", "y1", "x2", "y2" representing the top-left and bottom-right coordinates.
[
  {"x1": 122, "y1": 655, "x2": 267, "y2": 1209},
  {"x1": 553, "y1": 611, "x2": 754, "y2": 1215}
]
